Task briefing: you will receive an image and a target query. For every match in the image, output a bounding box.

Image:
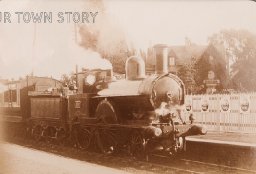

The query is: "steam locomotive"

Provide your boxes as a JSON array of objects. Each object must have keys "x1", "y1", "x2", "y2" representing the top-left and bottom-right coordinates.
[{"x1": 2, "y1": 44, "x2": 206, "y2": 159}]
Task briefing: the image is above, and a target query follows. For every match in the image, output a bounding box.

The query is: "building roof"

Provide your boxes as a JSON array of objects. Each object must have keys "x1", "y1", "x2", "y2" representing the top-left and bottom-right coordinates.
[
  {"x1": 3, "y1": 76, "x2": 63, "y2": 89},
  {"x1": 169, "y1": 44, "x2": 207, "y2": 65}
]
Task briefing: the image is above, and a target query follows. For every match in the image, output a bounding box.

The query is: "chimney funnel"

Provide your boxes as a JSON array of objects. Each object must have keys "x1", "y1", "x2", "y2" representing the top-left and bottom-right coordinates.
[{"x1": 154, "y1": 44, "x2": 169, "y2": 74}]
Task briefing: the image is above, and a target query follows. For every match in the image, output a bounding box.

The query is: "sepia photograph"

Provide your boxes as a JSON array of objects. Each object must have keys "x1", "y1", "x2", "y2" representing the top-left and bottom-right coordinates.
[{"x1": 0, "y1": 0, "x2": 256, "y2": 173}]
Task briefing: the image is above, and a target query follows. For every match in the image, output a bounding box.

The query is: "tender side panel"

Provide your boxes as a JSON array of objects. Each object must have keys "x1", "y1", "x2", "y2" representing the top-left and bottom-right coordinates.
[{"x1": 31, "y1": 97, "x2": 62, "y2": 119}]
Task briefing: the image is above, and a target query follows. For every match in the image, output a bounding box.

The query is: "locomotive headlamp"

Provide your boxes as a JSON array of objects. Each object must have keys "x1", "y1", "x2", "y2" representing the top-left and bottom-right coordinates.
[{"x1": 85, "y1": 74, "x2": 96, "y2": 85}]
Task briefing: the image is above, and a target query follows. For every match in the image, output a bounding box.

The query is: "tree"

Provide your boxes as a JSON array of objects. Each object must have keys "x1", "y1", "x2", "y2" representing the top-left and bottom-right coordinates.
[
  {"x1": 209, "y1": 29, "x2": 256, "y2": 92},
  {"x1": 194, "y1": 44, "x2": 228, "y2": 91},
  {"x1": 60, "y1": 72, "x2": 76, "y2": 87},
  {"x1": 178, "y1": 57, "x2": 198, "y2": 94}
]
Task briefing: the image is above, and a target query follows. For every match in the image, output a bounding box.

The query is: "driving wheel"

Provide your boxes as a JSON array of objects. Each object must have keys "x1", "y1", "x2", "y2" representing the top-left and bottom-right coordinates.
[
  {"x1": 95, "y1": 128, "x2": 117, "y2": 154},
  {"x1": 77, "y1": 128, "x2": 92, "y2": 150},
  {"x1": 95, "y1": 99, "x2": 119, "y2": 124}
]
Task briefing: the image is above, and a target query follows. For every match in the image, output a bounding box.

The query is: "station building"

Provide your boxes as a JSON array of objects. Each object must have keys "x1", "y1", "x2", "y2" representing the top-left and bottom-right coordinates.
[{"x1": 0, "y1": 76, "x2": 62, "y2": 107}]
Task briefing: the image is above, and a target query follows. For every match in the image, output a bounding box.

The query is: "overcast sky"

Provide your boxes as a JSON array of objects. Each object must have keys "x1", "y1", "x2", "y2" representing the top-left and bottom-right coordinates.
[{"x1": 0, "y1": 0, "x2": 256, "y2": 80}]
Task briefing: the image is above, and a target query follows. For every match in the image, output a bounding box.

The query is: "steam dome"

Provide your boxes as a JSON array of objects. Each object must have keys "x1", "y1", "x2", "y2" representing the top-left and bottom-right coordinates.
[{"x1": 125, "y1": 56, "x2": 146, "y2": 80}]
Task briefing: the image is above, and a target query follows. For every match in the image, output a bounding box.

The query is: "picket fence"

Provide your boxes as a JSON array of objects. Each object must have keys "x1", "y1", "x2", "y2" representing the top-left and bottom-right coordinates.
[{"x1": 184, "y1": 93, "x2": 256, "y2": 133}]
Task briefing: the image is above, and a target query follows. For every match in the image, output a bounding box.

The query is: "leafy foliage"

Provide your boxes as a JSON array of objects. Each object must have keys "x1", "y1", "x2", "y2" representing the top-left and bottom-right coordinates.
[
  {"x1": 60, "y1": 72, "x2": 76, "y2": 87},
  {"x1": 209, "y1": 29, "x2": 256, "y2": 91},
  {"x1": 178, "y1": 57, "x2": 198, "y2": 94},
  {"x1": 194, "y1": 44, "x2": 228, "y2": 90}
]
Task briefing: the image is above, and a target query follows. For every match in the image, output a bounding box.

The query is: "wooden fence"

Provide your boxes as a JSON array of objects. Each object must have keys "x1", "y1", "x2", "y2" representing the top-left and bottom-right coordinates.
[{"x1": 184, "y1": 93, "x2": 256, "y2": 133}]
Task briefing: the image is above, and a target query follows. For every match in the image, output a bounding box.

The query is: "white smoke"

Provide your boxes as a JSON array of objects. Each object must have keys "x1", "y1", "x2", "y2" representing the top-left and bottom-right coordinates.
[{"x1": 68, "y1": 45, "x2": 112, "y2": 70}]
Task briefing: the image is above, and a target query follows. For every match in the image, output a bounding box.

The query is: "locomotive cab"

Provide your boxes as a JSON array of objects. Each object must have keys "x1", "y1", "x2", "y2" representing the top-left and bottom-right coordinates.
[
  {"x1": 67, "y1": 68, "x2": 113, "y2": 125},
  {"x1": 76, "y1": 68, "x2": 113, "y2": 94}
]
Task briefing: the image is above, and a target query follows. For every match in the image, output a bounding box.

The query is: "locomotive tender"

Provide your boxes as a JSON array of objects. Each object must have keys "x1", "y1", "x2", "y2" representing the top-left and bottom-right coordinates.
[{"x1": 5, "y1": 44, "x2": 207, "y2": 159}]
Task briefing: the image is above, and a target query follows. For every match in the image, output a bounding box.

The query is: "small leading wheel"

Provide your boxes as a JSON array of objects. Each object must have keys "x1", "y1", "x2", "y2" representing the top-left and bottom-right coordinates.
[
  {"x1": 95, "y1": 129, "x2": 117, "y2": 155},
  {"x1": 77, "y1": 128, "x2": 91, "y2": 150},
  {"x1": 130, "y1": 131, "x2": 147, "y2": 160}
]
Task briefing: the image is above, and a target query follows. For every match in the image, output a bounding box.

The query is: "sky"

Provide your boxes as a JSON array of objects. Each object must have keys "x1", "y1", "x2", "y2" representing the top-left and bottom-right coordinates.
[{"x1": 0, "y1": 0, "x2": 256, "y2": 80}]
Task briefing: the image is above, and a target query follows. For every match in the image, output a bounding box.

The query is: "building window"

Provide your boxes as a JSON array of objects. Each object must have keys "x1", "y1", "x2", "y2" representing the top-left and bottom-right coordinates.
[
  {"x1": 169, "y1": 57, "x2": 175, "y2": 66},
  {"x1": 4, "y1": 90, "x2": 17, "y2": 102}
]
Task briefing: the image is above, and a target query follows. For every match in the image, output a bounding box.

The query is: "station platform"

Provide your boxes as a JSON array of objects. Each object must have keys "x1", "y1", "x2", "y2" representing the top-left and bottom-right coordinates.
[{"x1": 186, "y1": 131, "x2": 256, "y2": 147}]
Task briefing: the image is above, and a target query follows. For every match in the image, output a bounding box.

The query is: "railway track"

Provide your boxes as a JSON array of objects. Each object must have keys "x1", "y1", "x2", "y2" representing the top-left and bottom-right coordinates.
[
  {"x1": 5, "y1": 136, "x2": 256, "y2": 174},
  {"x1": 150, "y1": 154, "x2": 256, "y2": 174}
]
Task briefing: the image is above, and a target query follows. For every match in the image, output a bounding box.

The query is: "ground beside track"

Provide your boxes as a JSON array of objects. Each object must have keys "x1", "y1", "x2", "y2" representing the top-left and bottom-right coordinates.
[
  {"x1": 2, "y1": 136, "x2": 256, "y2": 174},
  {"x1": 1, "y1": 142, "x2": 130, "y2": 174},
  {"x1": 185, "y1": 132, "x2": 256, "y2": 171}
]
